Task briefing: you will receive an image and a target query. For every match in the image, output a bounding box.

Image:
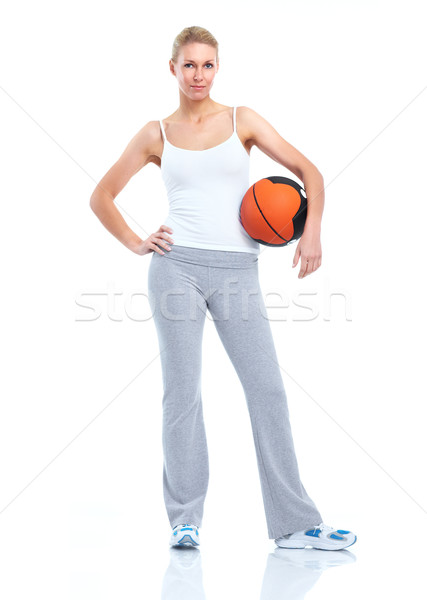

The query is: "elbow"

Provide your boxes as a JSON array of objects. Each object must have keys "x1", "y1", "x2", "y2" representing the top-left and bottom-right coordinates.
[
  {"x1": 89, "y1": 187, "x2": 103, "y2": 211},
  {"x1": 301, "y1": 163, "x2": 323, "y2": 184},
  {"x1": 310, "y1": 162, "x2": 323, "y2": 180},
  {"x1": 89, "y1": 192, "x2": 102, "y2": 215},
  {"x1": 90, "y1": 186, "x2": 115, "y2": 214}
]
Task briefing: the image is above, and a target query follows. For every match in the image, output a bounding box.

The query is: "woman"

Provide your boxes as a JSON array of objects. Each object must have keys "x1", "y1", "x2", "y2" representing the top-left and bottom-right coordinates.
[{"x1": 89, "y1": 25, "x2": 357, "y2": 551}]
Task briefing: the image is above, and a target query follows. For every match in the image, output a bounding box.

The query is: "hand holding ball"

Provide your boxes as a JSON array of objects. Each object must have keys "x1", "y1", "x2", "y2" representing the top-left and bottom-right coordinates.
[{"x1": 239, "y1": 176, "x2": 307, "y2": 246}]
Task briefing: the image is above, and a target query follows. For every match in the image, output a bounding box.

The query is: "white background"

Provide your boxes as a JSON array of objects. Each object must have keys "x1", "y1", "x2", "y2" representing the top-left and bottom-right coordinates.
[{"x1": 1, "y1": 0, "x2": 426, "y2": 598}]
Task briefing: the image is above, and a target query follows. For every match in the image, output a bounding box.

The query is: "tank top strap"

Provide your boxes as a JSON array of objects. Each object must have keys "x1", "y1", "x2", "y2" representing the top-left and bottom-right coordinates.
[
  {"x1": 233, "y1": 106, "x2": 237, "y2": 133},
  {"x1": 159, "y1": 119, "x2": 167, "y2": 142}
]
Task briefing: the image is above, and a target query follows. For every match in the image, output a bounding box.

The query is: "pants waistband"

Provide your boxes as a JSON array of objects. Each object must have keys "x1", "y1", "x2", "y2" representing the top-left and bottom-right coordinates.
[{"x1": 158, "y1": 244, "x2": 259, "y2": 268}]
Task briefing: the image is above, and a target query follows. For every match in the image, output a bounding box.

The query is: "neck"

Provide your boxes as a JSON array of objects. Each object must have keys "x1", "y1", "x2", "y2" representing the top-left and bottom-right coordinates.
[{"x1": 176, "y1": 93, "x2": 219, "y2": 123}]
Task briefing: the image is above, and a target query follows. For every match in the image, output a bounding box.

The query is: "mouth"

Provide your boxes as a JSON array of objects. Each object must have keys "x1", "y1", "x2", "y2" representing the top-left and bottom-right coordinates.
[{"x1": 191, "y1": 86, "x2": 205, "y2": 89}]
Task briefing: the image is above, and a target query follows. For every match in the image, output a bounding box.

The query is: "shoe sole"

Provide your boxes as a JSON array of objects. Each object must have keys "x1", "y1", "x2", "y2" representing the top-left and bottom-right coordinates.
[{"x1": 275, "y1": 534, "x2": 357, "y2": 551}]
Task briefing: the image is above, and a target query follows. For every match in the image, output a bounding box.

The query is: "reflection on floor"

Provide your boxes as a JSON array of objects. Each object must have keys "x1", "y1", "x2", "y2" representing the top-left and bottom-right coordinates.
[{"x1": 161, "y1": 545, "x2": 356, "y2": 599}]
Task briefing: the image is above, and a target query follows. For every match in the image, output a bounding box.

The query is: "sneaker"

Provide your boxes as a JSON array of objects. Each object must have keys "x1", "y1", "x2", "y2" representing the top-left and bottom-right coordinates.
[
  {"x1": 274, "y1": 522, "x2": 357, "y2": 551},
  {"x1": 169, "y1": 523, "x2": 200, "y2": 547}
]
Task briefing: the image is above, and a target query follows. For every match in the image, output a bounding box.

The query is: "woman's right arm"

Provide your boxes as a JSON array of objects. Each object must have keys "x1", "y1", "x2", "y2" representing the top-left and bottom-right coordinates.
[{"x1": 89, "y1": 120, "x2": 173, "y2": 256}]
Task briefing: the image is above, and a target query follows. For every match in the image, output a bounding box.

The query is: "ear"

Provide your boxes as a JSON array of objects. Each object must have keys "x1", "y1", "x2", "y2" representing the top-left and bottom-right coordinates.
[{"x1": 169, "y1": 60, "x2": 176, "y2": 76}]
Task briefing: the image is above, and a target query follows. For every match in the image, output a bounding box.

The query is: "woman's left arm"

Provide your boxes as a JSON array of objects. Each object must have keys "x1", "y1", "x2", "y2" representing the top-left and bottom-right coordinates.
[{"x1": 240, "y1": 106, "x2": 324, "y2": 278}]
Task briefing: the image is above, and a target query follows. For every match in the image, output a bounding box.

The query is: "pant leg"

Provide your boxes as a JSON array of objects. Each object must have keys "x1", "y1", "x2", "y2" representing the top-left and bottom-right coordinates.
[
  {"x1": 207, "y1": 260, "x2": 323, "y2": 539},
  {"x1": 147, "y1": 251, "x2": 210, "y2": 529}
]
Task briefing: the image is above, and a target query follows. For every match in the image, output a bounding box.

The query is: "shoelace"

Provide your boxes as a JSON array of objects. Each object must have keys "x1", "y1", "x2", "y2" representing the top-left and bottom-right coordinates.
[{"x1": 313, "y1": 522, "x2": 335, "y2": 534}]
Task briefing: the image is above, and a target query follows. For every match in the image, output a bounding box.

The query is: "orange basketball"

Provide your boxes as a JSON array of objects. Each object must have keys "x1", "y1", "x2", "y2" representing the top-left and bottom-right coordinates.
[{"x1": 239, "y1": 176, "x2": 307, "y2": 247}]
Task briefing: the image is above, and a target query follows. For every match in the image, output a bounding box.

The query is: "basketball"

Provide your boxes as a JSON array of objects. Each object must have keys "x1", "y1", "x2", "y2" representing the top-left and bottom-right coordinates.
[{"x1": 239, "y1": 176, "x2": 307, "y2": 247}]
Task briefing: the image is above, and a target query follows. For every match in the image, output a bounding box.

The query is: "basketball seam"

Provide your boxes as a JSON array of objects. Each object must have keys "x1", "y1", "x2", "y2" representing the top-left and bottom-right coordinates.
[{"x1": 252, "y1": 183, "x2": 290, "y2": 243}]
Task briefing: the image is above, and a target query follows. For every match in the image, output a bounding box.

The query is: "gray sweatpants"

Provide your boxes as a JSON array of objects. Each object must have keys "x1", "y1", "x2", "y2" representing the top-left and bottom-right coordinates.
[{"x1": 147, "y1": 243, "x2": 323, "y2": 539}]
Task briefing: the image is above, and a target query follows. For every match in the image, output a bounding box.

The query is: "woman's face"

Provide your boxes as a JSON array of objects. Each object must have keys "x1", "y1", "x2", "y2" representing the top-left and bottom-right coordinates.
[{"x1": 170, "y1": 43, "x2": 218, "y2": 98}]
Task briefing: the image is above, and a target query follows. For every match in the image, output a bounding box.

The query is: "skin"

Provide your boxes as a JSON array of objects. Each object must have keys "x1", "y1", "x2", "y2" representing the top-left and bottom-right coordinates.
[{"x1": 89, "y1": 42, "x2": 324, "y2": 278}]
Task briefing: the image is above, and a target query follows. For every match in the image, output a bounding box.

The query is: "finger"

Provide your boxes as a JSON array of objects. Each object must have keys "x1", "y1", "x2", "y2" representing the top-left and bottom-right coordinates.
[
  {"x1": 157, "y1": 237, "x2": 172, "y2": 251},
  {"x1": 310, "y1": 256, "x2": 321, "y2": 272},
  {"x1": 292, "y1": 248, "x2": 300, "y2": 267},
  {"x1": 160, "y1": 224, "x2": 174, "y2": 233},
  {"x1": 151, "y1": 241, "x2": 166, "y2": 255},
  {"x1": 157, "y1": 232, "x2": 172, "y2": 247},
  {"x1": 299, "y1": 258, "x2": 310, "y2": 278},
  {"x1": 162, "y1": 231, "x2": 174, "y2": 243}
]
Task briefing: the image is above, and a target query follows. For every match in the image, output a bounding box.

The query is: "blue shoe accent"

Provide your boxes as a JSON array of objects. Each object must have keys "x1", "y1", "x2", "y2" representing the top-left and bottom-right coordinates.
[
  {"x1": 305, "y1": 529, "x2": 321, "y2": 537},
  {"x1": 337, "y1": 530, "x2": 350, "y2": 534},
  {"x1": 176, "y1": 533, "x2": 199, "y2": 546},
  {"x1": 330, "y1": 533, "x2": 345, "y2": 540}
]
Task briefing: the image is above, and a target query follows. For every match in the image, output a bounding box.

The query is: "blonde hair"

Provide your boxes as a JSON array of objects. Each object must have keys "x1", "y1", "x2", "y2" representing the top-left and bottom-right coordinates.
[{"x1": 171, "y1": 26, "x2": 219, "y2": 63}]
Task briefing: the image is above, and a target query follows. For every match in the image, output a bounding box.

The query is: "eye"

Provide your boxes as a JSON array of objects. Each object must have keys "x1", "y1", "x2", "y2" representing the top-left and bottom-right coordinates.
[{"x1": 184, "y1": 63, "x2": 214, "y2": 68}]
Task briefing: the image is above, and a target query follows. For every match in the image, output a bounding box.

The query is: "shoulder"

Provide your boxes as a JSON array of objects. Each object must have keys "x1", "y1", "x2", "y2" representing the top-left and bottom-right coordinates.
[
  {"x1": 235, "y1": 106, "x2": 269, "y2": 147},
  {"x1": 123, "y1": 120, "x2": 163, "y2": 151},
  {"x1": 139, "y1": 119, "x2": 163, "y2": 146},
  {"x1": 126, "y1": 119, "x2": 164, "y2": 165},
  {"x1": 236, "y1": 106, "x2": 268, "y2": 131}
]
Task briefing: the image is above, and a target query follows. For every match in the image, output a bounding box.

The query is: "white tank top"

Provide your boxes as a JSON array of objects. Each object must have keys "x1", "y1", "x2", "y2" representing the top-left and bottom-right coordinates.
[{"x1": 159, "y1": 106, "x2": 260, "y2": 255}]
